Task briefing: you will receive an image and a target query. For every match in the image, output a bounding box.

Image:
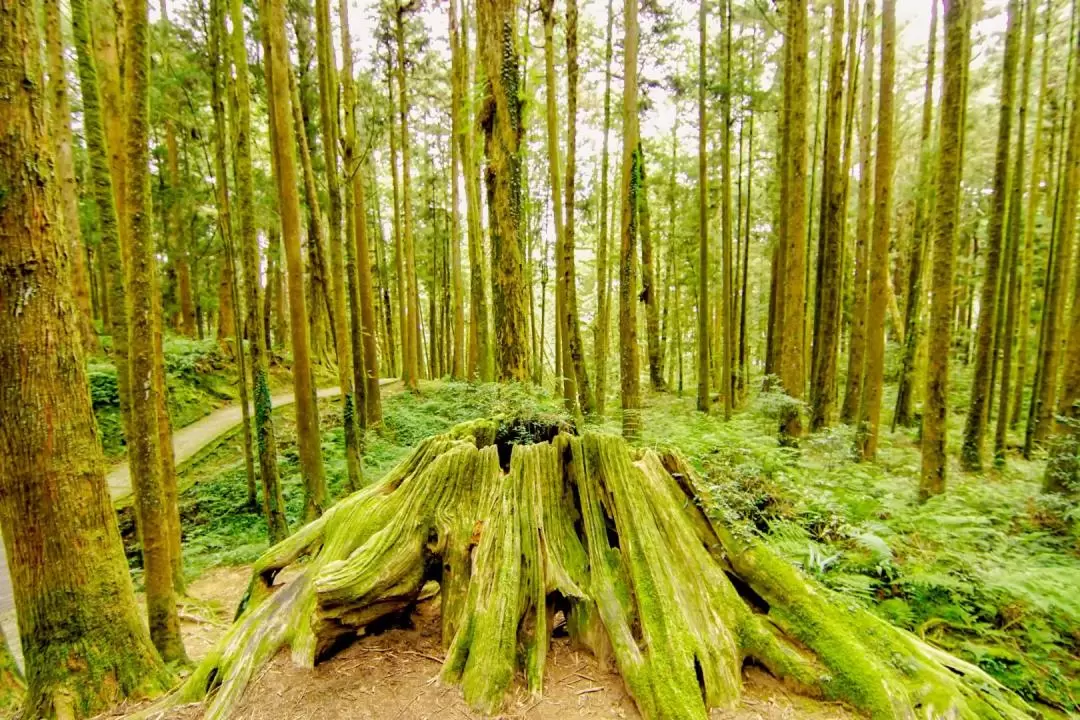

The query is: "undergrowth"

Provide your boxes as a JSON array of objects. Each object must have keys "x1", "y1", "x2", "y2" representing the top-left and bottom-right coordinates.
[{"x1": 166, "y1": 379, "x2": 1079, "y2": 715}]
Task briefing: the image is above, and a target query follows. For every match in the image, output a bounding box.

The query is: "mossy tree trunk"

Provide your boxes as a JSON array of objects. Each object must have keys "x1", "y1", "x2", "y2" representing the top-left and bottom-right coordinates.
[
  {"x1": 593, "y1": 0, "x2": 615, "y2": 415},
  {"x1": 719, "y1": 0, "x2": 734, "y2": 417},
  {"x1": 340, "y1": 0, "x2": 382, "y2": 427},
  {"x1": 395, "y1": 3, "x2": 424, "y2": 389},
  {"x1": 921, "y1": 0, "x2": 969, "y2": 499},
  {"x1": 640, "y1": 145, "x2": 665, "y2": 395},
  {"x1": 449, "y1": 0, "x2": 466, "y2": 380},
  {"x1": 996, "y1": 0, "x2": 1036, "y2": 465},
  {"x1": 619, "y1": 0, "x2": 642, "y2": 441},
  {"x1": 696, "y1": 0, "x2": 710, "y2": 414},
  {"x1": 841, "y1": 0, "x2": 875, "y2": 425},
  {"x1": 226, "y1": 0, "x2": 289, "y2": 541},
  {"x1": 124, "y1": 0, "x2": 188, "y2": 663},
  {"x1": 857, "y1": 0, "x2": 896, "y2": 461},
  {"x1": 893, "y1": 0, "x2": 939, "y2": 430},
  {"x1": 1012, "y1": 0, "x2": 1053, "y2": 428},
  {"x1": 165, "y1": 419, "x2": 1036, "y2": 720},
  {"x1": 809, "y1": 0, "x2": 847, "y2": 432},
  {"x1": 780, "y1": 0, "x2": 809, "y2": 439},
  {"x1": 563, "y1": 0, "x2": 595, "y2": 415},
  {"x1": 479, "y1": 0, "x2": 530, "y2": 382},
  {"x1": 961, "y1": 0, "x2": 1020, "y2": 471},
  {"x1": 264, "y1": 0, "x2": 328, "y2": 522},
  {"x1": 44, "y1": 0, "x2": 98, "y2": 354},
  {"x1": 0, "y1": 3, "x2": 175, "y2": 714}
]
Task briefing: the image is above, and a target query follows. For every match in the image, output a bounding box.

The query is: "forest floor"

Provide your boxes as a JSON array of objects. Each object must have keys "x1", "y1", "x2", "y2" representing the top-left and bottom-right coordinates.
[
  {"x1": 108, "y1": 565, "x2": 859, "y2": 720},
  {"x1": 51, "y1": 372, "x2": 1080, "y2": 718}
]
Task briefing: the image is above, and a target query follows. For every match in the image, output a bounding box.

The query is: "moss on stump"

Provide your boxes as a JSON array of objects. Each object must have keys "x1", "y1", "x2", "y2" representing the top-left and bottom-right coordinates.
[{"x1": 163, "y1": 420, "x2": 1034, "y2": 720}]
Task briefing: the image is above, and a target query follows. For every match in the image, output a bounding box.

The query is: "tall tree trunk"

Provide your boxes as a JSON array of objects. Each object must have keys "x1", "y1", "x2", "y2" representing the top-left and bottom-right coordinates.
[
  {"x1": 341, "y1": 0, "x2": 382, "y2": 425},
  {"x1": 841, "y1": 0, "x2": 876, "y2": 424},
  {"x1": 781, "y1": 0, "x2": 809, "y2": 439},
  {"x1": 961, "y1": 0, "x2": 1021, "y2": 470},
  {"x1": 264, "y1": 0, "x2": 328, "y2": 522},
  {"x1": 539, "y1": 0, "x2": 577, "y2": 416},
  {"x1": 210, "y1": 0, "x2": 257, "y2": 514},
  {"x1": 385, "y1": 50, "x2": 408, "y2": 385},
  {"x1": 563, "y1": 0, "x2": 594, "y2": 413},
  {"x1": 995, "y1": 0, "x2": 1037, "y2": 463},
  {"x1": 921, "y1": 0, "x2": 969, "y2": 499},
  {"x1": 641, "y1": 145, "x2": 664, "y2": 393},
  {"x1": 44, "y1": 0, "x2": 98, "y2": 353},
  {"x1": 0, "y1": 4, "x2": 175, "y2": 712},
  {"x1": 226, "y1": 0, "x2": 288, "y2": 541},
  {"x1": 1031, "y1": 7, "x2": 1079, "y2": 448},
  {"x1": 720, "y1": 0, "x2": 734, "y2": 417},
  {"x1": 619, "y1": 0, "x2": 641, "y2": 440},
  {"x1": 396, "y1": 6, "x2": 423, "y2": 388},
  {"x1": 739, "y1": 49, "x2": 756, "y2": 396},
  {"x1": 1012, "y1": 0, "x2": 1054, "y2": 427},
  {"x1": 696, "y1": 0, "x2": 710, "y2": 413},
  {"x1": 595, "y1": 0, "x2": 615, "y2": 414},
  {"x1": 478, "y1": 0, "x2": 529, "y2": 381},
  {"x1": 810, "y1": 0, "x2": 847, "y2": 431},
  {"x1": 857, "y1": 0, "x2": 896, "y2": 460},
  {"x1": 893, "y1": 0, "x2": 939, "y2": 429},
  {"x1": 124, "y1": 0, "x2": 187, "y2": 662},
  {"x1": 313, "y1": 0, "x2": 362, "y2": 490},
  {"x1": 449, "y1": 0, "x2": 466, "y2": 379}
]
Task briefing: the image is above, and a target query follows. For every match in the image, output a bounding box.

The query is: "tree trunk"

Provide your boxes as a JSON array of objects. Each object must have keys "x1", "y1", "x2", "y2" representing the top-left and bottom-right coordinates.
[
  {"x1": 1012, "y1": 0, "x2": 1054, "y2": 428},
  {"x1": 539, "y1": 0, "x2": 578, "y2": 416},
  {"x1": 165, "y1": 420, "x2": 1036, "y2": 720},
  {"x1": 841, "y1": 0, "x2": 875, "y2": 425},
  {"x1": 995, "y1": 0, "x2": 1036, "y2": 464},
  {"x1": 595, "y1": 0, "x2": 615, "y2": 415},
  {"x1": 781, "y1": 0, "x2": 809, "y2": 439},
  {"x1": 921, "y1": 0, "x2": 969, "y2": 500},
  {"x1": 44, "y1": 0, "x2": 98, "y2": 353},
  {"x1": 809, "y1": 0, "x2": 847, "y2": 431},
  {"x1": 340, "y1": 0, "x2": 382, "y2": 426},
  {"x1": 640, "y1": 147, "x2": 664, "y2": 393},
  {"x1": 960, "y1": 0, "x2": 1021, "y2": 471},
  {"x1": 856, "y1": 0, "x2": 896, "y2": 461},
  {"x1": 478, "y1": 0, "x2": 529, "y2": 382},
  {"x1": 696, "y1": 0, "x2": 710, "y2": 413},
  {"x1": 264, "y1": 0, "x2": 328, "y2": 522},
  {"x1": 1031, "y1": 9, "x2": 1080, "y2": 449},
  {"x1": 396, "y1": 7, "x2": 423, "y2": 388},
  {"x1": 563, "y1": 0, "x2": 595, "y2": 414},
  {"x1": 619, "y1": 0, "x2": 642, "y2": 440},
  {"x1": 313, "y1": 0, "x2": 362, "y2": 490},
  {"x1": 0, "y1": 5, "x2": 176, "y2": 711},
  {"x1": 123, "y1": 0, "x2": 187, "y2": 663},
  {"x1": 720, "y1": 0, "x2": 734, "y2": 417},
  {"x1": 226, "y1": 0, "x2": 288, "y2": 541},
  {"x1": 892, "y1": 0, "x2": 938, "y2": 429}
]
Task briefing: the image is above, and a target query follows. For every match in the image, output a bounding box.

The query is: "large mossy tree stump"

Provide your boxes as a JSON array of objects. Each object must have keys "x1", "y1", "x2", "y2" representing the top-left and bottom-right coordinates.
[{"x1": 167, "y1": 420, "x2": 1033, "y2": 720}]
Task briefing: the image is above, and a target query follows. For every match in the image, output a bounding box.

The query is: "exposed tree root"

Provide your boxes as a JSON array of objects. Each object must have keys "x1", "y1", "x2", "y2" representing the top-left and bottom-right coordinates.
[
  {"x1": 0, "y1": 629, "x2": 23, "y2": 715},
  {"x1": 153, "y1": 420, "x2": 1034, "y2": 720}
]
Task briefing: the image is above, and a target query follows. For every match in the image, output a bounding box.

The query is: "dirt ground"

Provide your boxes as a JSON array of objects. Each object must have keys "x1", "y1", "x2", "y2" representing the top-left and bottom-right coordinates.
[{"x1": 110, "y1": 566, "x2": 860, "y2": 720}]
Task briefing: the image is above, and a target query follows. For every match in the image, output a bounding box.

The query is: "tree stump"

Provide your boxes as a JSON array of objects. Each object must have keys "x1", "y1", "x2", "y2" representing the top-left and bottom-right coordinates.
[{"x1": 166, "y1": 419, "x2": 1033, "y2": 720}]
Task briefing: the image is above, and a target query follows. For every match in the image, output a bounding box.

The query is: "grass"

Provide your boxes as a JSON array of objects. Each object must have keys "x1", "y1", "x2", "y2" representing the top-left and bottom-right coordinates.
[{"x1": 162, "y1": 377, "x2": 1079, "y2": 716}]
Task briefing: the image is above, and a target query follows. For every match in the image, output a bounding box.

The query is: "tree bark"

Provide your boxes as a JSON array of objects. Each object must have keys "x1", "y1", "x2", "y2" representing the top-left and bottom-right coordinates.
[
  {"x1": 961, "y1": 0, "x2": 1021, "y2": 470},
  {"x1": 619, "y1": 0, "x2": 642, "y2": 440},
  {"x1": 396, "y1": 5, "x2": 423, "y2": 388},
  {"x1": 478, "y1": 0, "x2": 529, "y2": 382},
  {"x1": 780, "y1": 0, "x2": 809, "y2": 439},
  {"x1": 841, "y1": 0, "x2": 876, "y2": 424},
  {"x1": 44, "y1": 0, "x2": 98, "y2": 353},
  {"x1": 921, "y1": 0, "x2": 969, "y2": 500},
  {"x1": 595, "y1": 0, "x2": 615, "y2": 415},
  {"x1": 893, "y1": 0, "x2": 938, "y2": 429},
  {"x1": 857, "y1": 0, "x2": 896, "y2": 461},
  {"x1": 264, "y1": 0, "x2": 328, "y2": 522},
  {"x1": 123, "y1": 0, "x2": 187, "y2": 663},
  {"x1": 0, "y1": 4, "x2": 175, "y2": 711},
  {"x1": 809, "y1": 0, "x2": 848, "y2": 431},
  {"x1": 696, "y1": 0, "x2": 710, "y2": 413}
]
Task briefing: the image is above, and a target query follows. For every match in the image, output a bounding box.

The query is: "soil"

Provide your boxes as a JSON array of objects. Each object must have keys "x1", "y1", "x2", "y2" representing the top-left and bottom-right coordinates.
[{"x1": 109, "y1": 565, "x2": 861, "y2": 720}]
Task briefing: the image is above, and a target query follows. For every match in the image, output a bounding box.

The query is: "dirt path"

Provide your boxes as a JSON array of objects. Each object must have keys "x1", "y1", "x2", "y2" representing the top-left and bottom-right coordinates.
[{"x1": 0, "y1": 380, "x2": 399, "y2": 647}]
